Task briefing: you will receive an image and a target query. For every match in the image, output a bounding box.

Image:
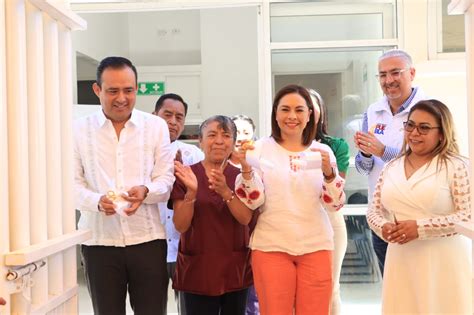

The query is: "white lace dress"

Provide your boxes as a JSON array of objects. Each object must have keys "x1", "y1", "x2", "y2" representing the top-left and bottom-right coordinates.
[{"x1": 367, "y1": 155, "x2": 472, "y2": 314}]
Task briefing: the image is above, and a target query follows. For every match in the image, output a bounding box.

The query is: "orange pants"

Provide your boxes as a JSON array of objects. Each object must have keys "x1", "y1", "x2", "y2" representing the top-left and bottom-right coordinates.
[{"x1": 252, "y1": 250, "x2": 333, "y2": 315}]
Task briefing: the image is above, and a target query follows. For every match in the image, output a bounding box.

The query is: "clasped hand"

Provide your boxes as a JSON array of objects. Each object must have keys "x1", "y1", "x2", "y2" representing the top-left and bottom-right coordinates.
[
  {"x1": 174, "y1": 160, "x2": 232, "y2": 200},
  {"x1": 382, "y1": 220, "x2": 419, "y2": 244},
  {"x1": 98, "y1": 185, "x2": 148, "y2": 216}
]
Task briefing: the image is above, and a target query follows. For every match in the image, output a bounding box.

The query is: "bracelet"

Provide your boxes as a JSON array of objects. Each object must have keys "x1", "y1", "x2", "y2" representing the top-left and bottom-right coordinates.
[
  {"x1": 241, "y1": 170, "x2": 253, "y2": 174},
  {"x1": 184, "y1": 194, "x2": 196, "y2": 203},
  {"x1": 223, "y1": 191, "x2": 235, "y2": 203},
  {"x1": 323, "y1": 167, "x2": 336, "y2": 181}
]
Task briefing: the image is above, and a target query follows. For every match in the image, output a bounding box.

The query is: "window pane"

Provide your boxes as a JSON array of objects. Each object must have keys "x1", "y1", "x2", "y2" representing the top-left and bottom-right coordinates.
[
  {"x1": 441, "y1": 0, "x2": 465, "y2": 52},
  {"x1": 270, "y1": 1, "x2": 396, "y2": 42}
]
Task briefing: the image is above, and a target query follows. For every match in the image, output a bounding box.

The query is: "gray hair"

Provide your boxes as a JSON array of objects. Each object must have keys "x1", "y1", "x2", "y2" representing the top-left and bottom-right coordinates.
[
  {"x1": 379, "y1": 49, "x2": 413, "y2": 68},
  {"x1": 199, "y1": 115, "x2": 237, "y2": 142}
]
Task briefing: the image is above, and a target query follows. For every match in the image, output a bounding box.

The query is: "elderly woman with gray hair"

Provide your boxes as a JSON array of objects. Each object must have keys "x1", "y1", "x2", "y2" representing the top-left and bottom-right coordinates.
[{"x1": 171, "y1": 115, "x2": 264, "y2": 315}]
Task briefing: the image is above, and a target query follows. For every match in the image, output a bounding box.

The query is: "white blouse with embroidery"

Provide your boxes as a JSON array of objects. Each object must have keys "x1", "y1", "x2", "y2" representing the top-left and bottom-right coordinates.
[{"x1": 247, "y1": 137, "x2": 346, "y2": 255}]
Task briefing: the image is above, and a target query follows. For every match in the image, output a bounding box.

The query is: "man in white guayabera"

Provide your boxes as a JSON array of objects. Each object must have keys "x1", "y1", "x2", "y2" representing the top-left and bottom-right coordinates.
[{"x1": 74, "y1": 56, "x2": 174, "y2": 315}]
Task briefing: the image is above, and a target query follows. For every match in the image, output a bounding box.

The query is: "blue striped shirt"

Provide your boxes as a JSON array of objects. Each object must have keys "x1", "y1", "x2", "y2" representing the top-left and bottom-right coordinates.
[{"x1": 354, "y1": 87, "x2": 418, "y2": 175}]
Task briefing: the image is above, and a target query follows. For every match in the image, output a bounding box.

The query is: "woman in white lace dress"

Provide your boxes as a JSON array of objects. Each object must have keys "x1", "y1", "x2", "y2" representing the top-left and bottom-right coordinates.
[{"x1": 367, "y1": 99, "x2": 472, "y2": 314}]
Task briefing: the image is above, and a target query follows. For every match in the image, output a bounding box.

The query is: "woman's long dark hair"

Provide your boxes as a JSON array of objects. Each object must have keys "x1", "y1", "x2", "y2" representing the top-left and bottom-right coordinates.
[
  {"x1": 271, "y1": 84, "x2": 316, "y2": 146},
  {"x1": 308, "y1": 89, "x2": 330, "y2": 142}
]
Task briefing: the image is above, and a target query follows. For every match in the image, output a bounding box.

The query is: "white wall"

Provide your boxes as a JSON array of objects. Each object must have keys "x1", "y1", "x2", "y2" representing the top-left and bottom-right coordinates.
[
  {"x1": 200, "y1": 7, "x2": 259, "y2": 126},
  {"x1": 414, "y1": 59, "x2": 468, "y2": 154},
  {"x1": 72, "y1": 13, "x2": 130, "y2": 62},
  {"x1": 127, "y1": 10, "x2": 201, "y2": 66},
  {"x1": 133, "y1": 65, "x2": 202, "y2": 122},
  {"x1": 76, "y1": 54, "x2": 97, "y2": 80}
]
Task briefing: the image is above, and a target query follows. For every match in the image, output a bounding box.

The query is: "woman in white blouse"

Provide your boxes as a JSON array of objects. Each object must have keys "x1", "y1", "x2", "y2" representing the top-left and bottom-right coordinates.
[
  {"x1": 367, "y1": 99, "x2": 472, "y2": 314},
  {"x1": 249, "y1": 84, "x2": 345, "y2": 315}
]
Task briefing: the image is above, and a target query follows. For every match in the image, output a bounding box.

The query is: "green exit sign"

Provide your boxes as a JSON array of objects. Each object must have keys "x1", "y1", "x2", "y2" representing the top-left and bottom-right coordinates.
[{"x1": 137, "y1": 82, "x2": 165, "y2": 96}]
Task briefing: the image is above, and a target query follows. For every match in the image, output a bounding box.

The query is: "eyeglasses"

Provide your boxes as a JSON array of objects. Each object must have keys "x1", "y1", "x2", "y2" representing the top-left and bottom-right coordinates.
[
  {"x1": 403, "y1": 120, "x2": 440, "y2": 135},
  {"x1": 376, "y1": 68, "x2": 410, "y2": 82}
]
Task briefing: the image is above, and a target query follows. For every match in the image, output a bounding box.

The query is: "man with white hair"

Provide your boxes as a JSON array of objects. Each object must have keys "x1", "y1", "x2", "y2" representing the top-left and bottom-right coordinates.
[{"x1": 354, "y1": 49, "x2": 427, "y2": 276}]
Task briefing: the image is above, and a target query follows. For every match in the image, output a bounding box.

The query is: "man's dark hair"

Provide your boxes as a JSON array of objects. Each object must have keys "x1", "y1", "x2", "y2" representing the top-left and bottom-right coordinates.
[
  {"x1": 96, "y1": 56, "x2": 138, "y2": 87},
  {"x1": 154, "y1": 93, "x2": 188, "y2": 116}
]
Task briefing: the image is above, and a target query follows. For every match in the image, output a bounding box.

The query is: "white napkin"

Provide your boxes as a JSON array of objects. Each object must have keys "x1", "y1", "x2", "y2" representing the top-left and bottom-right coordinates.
[
  {"x1": 107, "y1": 190, "x2": 130, "y2": 217},
  {"x1": 246, "y1": 148, "x2": 275, "y2": 170},
  {"x1": 300, "y1": 151, "x2": 322, "y2": 170}
]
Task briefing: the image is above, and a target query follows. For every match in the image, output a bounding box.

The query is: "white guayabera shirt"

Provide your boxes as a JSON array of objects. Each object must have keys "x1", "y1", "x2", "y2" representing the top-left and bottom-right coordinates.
[{"x1": 74, "y1": 109, "x2": 175, "y2": 247}]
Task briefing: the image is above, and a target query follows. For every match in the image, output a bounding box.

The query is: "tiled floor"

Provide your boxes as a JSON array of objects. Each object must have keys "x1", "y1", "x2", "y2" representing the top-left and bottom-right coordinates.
[
  {"x1": 340, "y1": 282, "x2": 382, "y2": 314},
  {"x1": 78, "y1": 269, "x2": 381, "y2": 315},
  {"x1": 78, "y1": 269, "x2": 178, "y2": 315}
]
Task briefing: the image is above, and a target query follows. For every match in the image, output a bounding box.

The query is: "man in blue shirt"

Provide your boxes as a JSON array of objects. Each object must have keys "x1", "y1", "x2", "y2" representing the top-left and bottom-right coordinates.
[{"x1": 354, "y1": 49, "x2": 427, "y2": 276}]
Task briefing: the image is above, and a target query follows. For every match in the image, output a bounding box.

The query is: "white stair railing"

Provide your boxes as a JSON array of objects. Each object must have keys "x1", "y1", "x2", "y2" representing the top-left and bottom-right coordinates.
[{"x1": 0, "y1": 1, "x2": 86, "y2": 314}]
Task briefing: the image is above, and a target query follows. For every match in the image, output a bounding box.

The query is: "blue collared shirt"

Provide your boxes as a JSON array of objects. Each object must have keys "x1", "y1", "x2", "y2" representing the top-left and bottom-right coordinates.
[{"x1": 355, "y1": 87, "x2": 418, "y2": 175}]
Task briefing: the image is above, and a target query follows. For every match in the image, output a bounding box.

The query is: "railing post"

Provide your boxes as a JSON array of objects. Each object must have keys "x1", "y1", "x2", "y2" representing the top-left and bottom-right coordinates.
[
  {"x1": 0, "y1": 0, "x2": 11, "y2": 312},
  {"x1": 25, "y1": 0, "x2": 49, "y2": 307},
  {"x1": 6, "y1": 0, "x2": 31, "y2": 312},
  {"x1": 59, "y1": 21, "x2": 79, "y2": 312},
  {"x1": 43, "y1": 12, "x2": 64, "y2": 297}
]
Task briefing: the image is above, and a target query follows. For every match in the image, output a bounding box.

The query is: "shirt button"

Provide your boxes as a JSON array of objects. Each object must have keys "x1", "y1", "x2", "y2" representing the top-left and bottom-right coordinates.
[
  {"x1": 168, "y1": 239, "x2": 172, "y2": 242},
  {"x1": 167, "y1": 216, "x2": 170, "y2": 219}
]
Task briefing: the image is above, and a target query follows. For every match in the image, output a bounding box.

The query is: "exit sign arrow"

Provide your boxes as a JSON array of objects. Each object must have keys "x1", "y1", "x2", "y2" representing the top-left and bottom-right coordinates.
[{"x1": 137, "y1": 82, "x2": 165, "y2": 96}]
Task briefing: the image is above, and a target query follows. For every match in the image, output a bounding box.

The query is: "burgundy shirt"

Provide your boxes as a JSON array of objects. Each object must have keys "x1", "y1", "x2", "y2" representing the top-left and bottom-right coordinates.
[{"x1": 171, "y1": 162, "x2": 253, "y2": 296}]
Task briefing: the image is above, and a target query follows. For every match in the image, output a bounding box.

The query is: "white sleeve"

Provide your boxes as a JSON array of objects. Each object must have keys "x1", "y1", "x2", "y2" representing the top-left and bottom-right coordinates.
[
  {"x1": 143, "y1": 119, "x2": 175, "y2": 204},
  {"x1": 235, "y1": 171, "x2": 265, "y2": 210}
]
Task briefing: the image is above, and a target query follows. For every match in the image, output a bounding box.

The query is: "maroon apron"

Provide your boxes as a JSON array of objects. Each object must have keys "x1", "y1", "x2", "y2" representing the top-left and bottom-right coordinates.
[{"x1": 171, "y1": 163, "x2": 253, "y2": 296}]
